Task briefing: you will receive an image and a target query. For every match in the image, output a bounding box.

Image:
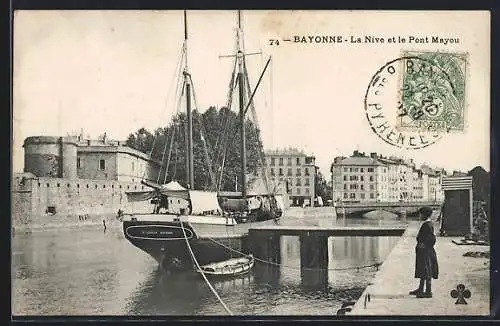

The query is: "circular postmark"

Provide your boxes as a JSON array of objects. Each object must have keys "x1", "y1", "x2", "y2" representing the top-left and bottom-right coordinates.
[{"x1": 364, "y1": 54, "x2": 465, "y2": 150}]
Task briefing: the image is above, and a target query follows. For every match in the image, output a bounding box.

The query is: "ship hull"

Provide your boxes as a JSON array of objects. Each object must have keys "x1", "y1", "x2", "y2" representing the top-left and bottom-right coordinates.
[{"x1": 123, "y1": 215, "x2": 275, "y2": 271}]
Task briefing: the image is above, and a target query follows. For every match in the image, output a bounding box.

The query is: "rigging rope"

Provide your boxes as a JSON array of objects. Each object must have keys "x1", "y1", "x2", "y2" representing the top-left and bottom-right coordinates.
[
  {"x1": 214, "y1": 51, "x2": 238, "y2": 160},
  {"x1": 142, "y1": 44, "x2": 185, "y2": 182},
  {"x1": 188, "y1": 74, "x2": 217, "y2": 191},
  {"x1": 156, "y1": 128, "x2": 170, "y2": 184},
  {"x1": 161, "y1": 66, "x2": 185, "y2": 184},
  {"x1": 207, "y1": 237, "x2": 382, "y2": 272},
  {"x1": 243, "y1": 58, "x2": 271, "y2": 194},
  {"x1": 180, "y1": 221, "x2": 233, "y2": 315},
  {"x1": 216, "y1": 29, "x2": 240, "y2": 191},
  {"x1": 163, "y1": 125, "x2": 177, "y2": 184}
]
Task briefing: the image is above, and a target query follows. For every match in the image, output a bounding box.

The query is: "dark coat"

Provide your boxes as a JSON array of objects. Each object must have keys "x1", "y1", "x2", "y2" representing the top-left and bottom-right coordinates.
[{"x1": 414, "y1": 220, "x2": 439, "y2": 279}]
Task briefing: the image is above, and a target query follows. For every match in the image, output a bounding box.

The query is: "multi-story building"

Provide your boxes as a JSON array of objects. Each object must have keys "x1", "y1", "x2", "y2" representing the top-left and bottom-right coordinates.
[
  {"x1": 421, "y1": 165, "x2": 444, "y2": 202},
  {"x1": 377, "y1": 155, "x2": 416, "y2": 201},
  {"x1": 331, "y1": 150, "x2": 445, "y2": 203},
  {"x1": 265, "y1": 148, "x2": 316, "y2": 206},
  {"x1": 331, "y1": 151, "x2": 384, "y2": 203}
]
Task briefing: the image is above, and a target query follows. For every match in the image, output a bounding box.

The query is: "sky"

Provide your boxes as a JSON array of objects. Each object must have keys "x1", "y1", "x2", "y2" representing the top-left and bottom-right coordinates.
[{"x1": 13, "y1": 10, "x2": 490, "y2": 176}]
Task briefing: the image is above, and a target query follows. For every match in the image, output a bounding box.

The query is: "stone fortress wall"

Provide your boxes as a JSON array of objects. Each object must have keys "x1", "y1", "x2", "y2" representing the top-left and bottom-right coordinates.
[{"x1": 12, "y1": 173, "x2": 155, "y2": 229}]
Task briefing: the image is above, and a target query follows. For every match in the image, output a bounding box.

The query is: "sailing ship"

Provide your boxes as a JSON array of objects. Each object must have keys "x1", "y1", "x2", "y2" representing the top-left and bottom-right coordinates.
[{"x1": 122, "y1": 11, "x2": 286, "y2": 271}]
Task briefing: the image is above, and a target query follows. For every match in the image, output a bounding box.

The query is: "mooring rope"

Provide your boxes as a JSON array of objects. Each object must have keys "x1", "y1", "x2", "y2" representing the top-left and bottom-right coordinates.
[
  {"x1": 180, "y1": 221, "x2": 233, "y2": 316},
  {"x1": 208, "y1": 237, "x2": 382, "y2": 272}
]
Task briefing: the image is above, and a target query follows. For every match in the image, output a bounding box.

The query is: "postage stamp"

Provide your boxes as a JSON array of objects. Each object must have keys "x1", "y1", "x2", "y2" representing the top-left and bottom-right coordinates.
[
  {"x1": 364, "y1": 57, "x2": 443, "y2": 150},
  {"x1": 396, "y1": 51, "x2": 467, "y2": 133}
]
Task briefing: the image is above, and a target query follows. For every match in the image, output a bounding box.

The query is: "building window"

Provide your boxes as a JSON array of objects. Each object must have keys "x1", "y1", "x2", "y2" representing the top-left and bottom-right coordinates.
[
  {"x1": 296, "y1": 168, "x2": 301, "y2": 176},
  {"x1": 279, "y1": 158, "x2": 283, "y2": 166},
  {"x1": 360, "y1": 193, "x2": 365, "y2": 199},
  {"x1": 271, "y1": 158, "x2": 275, "y2": 166},
  {"x1": 99, "y1": 159, "x2": 106, "y2": 170},
  {"x1": 305, "y1": 168, "x2": 309, "y2": 176},
  {"x1": 370, "y1": 184, "x2": 374, "y2": 190},
  {"x1": 77, "y1": 158, "x2": 81, "y2": 169},
  {"x1": 287, "y1": 168, "x2": 292, "y2": 176},
  {"x1": 279, "y1": 168, "x2": 283, "y2": 176},
  {"x1": 305, "y1": 179, "x2": 310, "y2": 186},
  {"x1": 296, "y1": 157, "x2": 301, "y2": 165},
  {"x1": 344, "y1": 168, "x2": 348, "y2": 172},
  {"x1": 296, "y1": 178, "x2": 301, "y2": 186},
  {"x1": 296, "y1": 187, "x2": 301, "y2": 194},
  {"x1": 344, "y1": 193, "x2": 348, "y2": 199},
  {"x1": 350, "y1": 193, "x2": 355, "y2": 199},
  {"x1": 355, "y1": 168, "x2": 359, "y2": 172},
  {"x1": 344, "y1": 184, "x2": 347, "y2": 190},
  {"x1": 305, "y1": 188, "x2": 310, "y2": 195},
  {"x1": 343, "y1": 175, "x2": 347, "y2": 181},
  {"x1": 360, "y1": 168, "x2": 364, "y2": 172},
  {"x1": 350, "y1": 168, "x2": 353, "y2": 172},
  {"x1": 270, "y1": 168, "x2": 275, "y2": 176},
  {"x1": 361, "y1": 184, "x2": 364, "y2": 190},
  {"x1": 369, "y1": 176, "x2": 374, "y2": 181},
  {"x1": 360, "y1": 175, "x2": 364, "y2": 181},
  {"x1": 367, "y1": 167, "x2": 374, "y2": 172},
  {"x1": 287, "y1": 157, "x2": 292, "y2": 166},
  {"x1": 370, "y1": 193, "x2": 375, "y2": 199}
]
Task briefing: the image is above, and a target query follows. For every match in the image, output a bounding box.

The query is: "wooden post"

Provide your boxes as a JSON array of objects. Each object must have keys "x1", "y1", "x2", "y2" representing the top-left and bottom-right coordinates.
[
  {"x1": 249, "y1": 231, "x2": 280, "y2": 263},
  {"x1": 300, "y1": 234, "x2": 328, "y2": 269},
  {"x1": 300, "y1": 234, "x2": 329, "y2": 290}
]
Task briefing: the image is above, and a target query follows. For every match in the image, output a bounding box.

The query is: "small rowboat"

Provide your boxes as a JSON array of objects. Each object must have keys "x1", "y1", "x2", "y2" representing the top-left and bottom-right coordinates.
[{"x1": 197, "y1": 255, "x2": 254, "y2": 278}]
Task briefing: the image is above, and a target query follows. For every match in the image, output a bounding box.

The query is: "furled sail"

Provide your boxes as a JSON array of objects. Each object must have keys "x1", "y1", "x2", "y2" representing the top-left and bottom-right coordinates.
[
  {"x1": 188, "y1": 190, "x2": 222, "y2": 214},
  {"x1": 125, "y1": 191, "x2": 157, "y2": 202},
  {"x1": 126, "y1": 180, "x2": 190, "y2": 202}
]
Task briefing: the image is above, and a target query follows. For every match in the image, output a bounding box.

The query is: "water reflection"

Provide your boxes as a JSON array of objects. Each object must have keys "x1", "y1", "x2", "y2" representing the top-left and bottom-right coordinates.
[{"x1": 13, "y1": 216, "x2": 403, "y2": 316}]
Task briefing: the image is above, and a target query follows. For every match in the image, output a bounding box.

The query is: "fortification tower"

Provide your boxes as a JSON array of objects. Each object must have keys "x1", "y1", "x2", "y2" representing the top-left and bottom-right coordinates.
[{"x1": 23, "y1": 136, "x2": 78, "y2": 179}]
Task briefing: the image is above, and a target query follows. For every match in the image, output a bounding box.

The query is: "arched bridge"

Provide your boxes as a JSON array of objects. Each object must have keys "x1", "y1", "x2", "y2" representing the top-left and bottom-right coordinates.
[{"x1": 334, "y1": 201, "x2": 443, "y2": 217}]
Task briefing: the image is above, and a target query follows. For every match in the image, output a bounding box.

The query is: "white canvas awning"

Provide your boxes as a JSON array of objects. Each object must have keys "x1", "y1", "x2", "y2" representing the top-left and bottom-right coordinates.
[{"x1": 189, "y1": 190, "x2": 222, "y2": 214}]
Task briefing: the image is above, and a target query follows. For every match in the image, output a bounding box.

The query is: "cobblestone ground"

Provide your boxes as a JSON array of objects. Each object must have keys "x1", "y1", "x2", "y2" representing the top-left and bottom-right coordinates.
[{"x1": 350, "y1": 220, "x2": 490, "y2": 316}]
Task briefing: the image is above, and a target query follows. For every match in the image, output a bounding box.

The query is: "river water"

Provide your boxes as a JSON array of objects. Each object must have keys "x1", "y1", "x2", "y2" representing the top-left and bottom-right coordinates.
[{"x1": 12, "y1": 209, "x2": 405, "y2": 316}]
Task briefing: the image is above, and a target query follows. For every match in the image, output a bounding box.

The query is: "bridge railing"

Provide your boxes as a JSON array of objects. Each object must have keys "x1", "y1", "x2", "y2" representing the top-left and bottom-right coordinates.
[{"x1": 337, "y1": 201, "x2": 442, "y2": 208}]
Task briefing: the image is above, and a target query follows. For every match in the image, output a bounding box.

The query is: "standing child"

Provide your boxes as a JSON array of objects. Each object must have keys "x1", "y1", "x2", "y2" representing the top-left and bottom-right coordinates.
[{"x1": 409, "y1": 206, "x2": 439, "y2": 298}]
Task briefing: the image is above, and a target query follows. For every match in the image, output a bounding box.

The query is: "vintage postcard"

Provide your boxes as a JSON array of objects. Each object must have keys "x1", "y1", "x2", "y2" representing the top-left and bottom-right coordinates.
[{"x1": 12, "y1": 10, "x2": 491, "y2": 317}]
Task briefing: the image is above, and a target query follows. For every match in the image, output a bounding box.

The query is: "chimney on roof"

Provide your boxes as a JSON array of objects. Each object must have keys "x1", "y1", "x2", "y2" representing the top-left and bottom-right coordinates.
[
  {"x1": 103, "y1": 132, "x2": 107, "y2": 144},
  {"x1": 370, "y1": 152, "x2": 377, "y2": 159}
]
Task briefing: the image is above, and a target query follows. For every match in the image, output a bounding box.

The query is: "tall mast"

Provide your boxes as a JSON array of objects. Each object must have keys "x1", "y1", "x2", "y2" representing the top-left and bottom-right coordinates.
[
  {"x1": 237, "y1": 10, "x2": 247, "y2": 199},
  {"x1": 184, "y1": 10, "x2": 194, "y2": 189}
]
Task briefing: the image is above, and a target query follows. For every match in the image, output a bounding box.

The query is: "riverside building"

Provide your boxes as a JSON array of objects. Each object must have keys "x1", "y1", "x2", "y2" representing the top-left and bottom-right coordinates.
[
  {"x1": 264, "y1": 148, "x2": 317, "y2": 206},
  {"x1": 331, "y1": 150, "x2": 445, "y2": 204}
]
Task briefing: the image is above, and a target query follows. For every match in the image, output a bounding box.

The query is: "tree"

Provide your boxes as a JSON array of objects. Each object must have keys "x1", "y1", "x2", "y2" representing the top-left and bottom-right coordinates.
[
  {"x1": 126, "y1": 106, "x2": 264, "y2": 192},
  {"x1": 315, "y1": 169, "x2": 332, "y2": 201}
]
